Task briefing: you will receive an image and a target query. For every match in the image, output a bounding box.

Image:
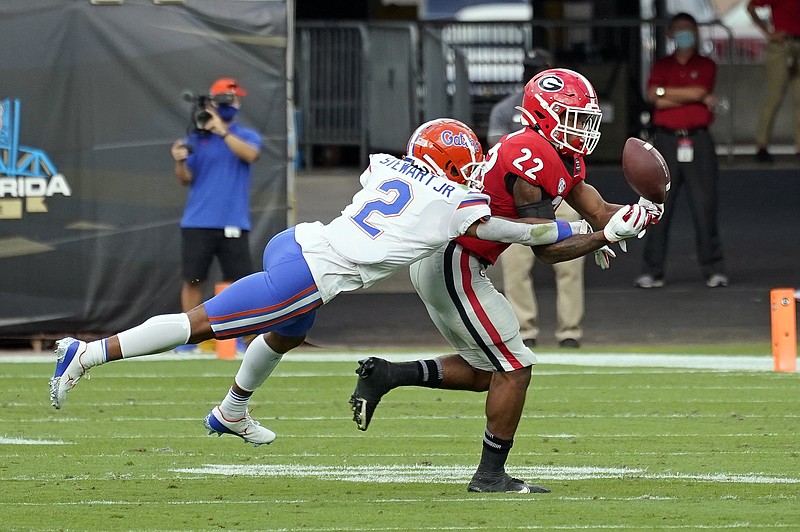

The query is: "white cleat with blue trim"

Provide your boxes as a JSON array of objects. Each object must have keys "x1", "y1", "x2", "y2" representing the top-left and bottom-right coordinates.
[
  {"x1": 203, "y1": 406, "x2": 276, "y2": 447},
  {"x1": 49, "y1": 337, "x2": 89, "y2": 410}
]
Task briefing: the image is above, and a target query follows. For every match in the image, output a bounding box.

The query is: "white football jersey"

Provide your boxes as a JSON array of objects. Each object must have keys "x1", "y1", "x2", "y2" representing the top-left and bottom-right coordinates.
[{"x1": 295, "y1": 154, "x2": 490, "y2": 301}]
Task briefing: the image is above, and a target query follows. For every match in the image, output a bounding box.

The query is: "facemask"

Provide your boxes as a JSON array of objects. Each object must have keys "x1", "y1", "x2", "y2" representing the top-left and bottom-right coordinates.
[
  {"x1": 673, "y1": 30, "x2": 696, "y2": 50},
  {"x1": 216, "y1": 104, "x2": 239, "y2": 122}
]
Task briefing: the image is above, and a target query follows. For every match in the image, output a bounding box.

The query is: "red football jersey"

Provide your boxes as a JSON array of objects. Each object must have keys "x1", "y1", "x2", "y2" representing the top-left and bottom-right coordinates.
[{"x1": 456, "y1": 127, "x2": 586, "y2": 264}]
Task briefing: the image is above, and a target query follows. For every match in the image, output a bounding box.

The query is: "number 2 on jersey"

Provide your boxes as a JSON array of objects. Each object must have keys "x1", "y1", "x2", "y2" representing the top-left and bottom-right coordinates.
[{"x1": 350, "y1": 179, "x2": 413, "y2": 238}]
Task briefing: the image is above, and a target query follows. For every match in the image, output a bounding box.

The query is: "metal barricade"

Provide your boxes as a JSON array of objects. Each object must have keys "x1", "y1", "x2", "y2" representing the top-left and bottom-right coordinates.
[
  {"x1": 296, "y1": 21, "x2": 472, "y2": 168},
  {"x1": 296, "y1": 23, "x2": 368, "y2": 167},
  {"x1": 297, "y1": 17, "x2": 793, "y2": 164},
  {"x1": 364, "y1": 23, "x2": 420, "y2": 154}
]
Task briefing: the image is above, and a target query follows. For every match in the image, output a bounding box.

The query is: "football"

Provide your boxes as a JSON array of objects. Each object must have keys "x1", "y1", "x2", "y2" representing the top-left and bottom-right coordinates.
[{"x1": 621, "y1": 137, "x2": 670, "y2": 203}]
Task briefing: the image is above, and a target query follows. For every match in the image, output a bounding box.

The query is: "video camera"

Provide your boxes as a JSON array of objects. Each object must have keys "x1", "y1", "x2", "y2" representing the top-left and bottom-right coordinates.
[{"x1": 182, "y1": 91, "x2": 235, "y2": 132}]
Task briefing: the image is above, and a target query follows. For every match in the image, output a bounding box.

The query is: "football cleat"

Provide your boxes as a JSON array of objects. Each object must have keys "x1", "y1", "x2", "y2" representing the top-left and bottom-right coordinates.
[
  {"x1": 467, "y1": 471, "x2": 550, "y2": 494},
  {"x1": 203, "y1": 406, "x2": 276, "y2": 447},
  {"x1": 173, "y1": 343, "x2": 200, "y2": 354},
  {"x1": 349, "y1": 357, "x2": 393, "y2": 431},
  {"x1": 49, "y1": 337, "x2": 89, "y2": 410}
]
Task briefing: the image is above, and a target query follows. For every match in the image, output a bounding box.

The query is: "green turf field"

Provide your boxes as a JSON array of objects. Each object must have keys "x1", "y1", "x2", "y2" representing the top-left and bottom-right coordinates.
[{"x1": 2, "y1": 350, "x2": 799, "y2": 530}]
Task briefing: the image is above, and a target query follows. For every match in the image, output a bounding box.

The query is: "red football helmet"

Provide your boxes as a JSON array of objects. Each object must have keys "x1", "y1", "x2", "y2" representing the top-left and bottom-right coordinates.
[
  {"x1": 406, "y1": 118, "x2": 485, "y2": 190},
  {"x1": 516, "y1": 68, "x2": 603, "y2": 156}
]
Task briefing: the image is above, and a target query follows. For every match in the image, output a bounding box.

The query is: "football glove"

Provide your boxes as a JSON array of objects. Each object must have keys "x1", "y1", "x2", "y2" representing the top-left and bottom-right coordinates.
[
  {"x1": 635, "y1": 197, "x2": 664, "y2": 239},
  {"x1": 594, "y1": 245, "x2": 616, "y2": 269},
  {"x1": 570, "y1": 219, "x2": 592, "y2": 235},
  {"x1": 638, "y1": 196, "x2": 664, "y2": 223},
  {"x1": 603, "y1": 204, "x2": 651, "y2": 244}
]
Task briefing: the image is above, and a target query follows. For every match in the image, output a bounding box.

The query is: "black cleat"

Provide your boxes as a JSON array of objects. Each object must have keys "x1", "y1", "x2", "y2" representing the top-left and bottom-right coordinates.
[
  {"x1": 349, "y1": 357, "x2": 393, "y2": 431},
  {"x1": 467, "y1": 471, "x2": 550, "y2": 494}
]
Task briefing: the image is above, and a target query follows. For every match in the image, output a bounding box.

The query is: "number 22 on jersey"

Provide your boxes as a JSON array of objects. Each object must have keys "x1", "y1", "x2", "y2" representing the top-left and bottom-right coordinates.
[{"x1": 484, "y1": 135, "x2": 544, "y2": 183}]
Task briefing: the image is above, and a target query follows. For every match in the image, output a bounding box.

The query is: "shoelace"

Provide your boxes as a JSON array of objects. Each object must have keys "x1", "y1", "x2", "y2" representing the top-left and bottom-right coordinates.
[
  {"x1": 243, "y1": 415, "x2": 261, "y2": 427},
  {"x1": 240, "y1": 409, "x2": 262, "y2": 429}
]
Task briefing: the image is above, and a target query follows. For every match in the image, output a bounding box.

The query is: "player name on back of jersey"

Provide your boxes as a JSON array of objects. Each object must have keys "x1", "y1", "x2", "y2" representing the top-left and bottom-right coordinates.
[{"x1": 376, "y1": 155, "x2": 457, "y2": 197}]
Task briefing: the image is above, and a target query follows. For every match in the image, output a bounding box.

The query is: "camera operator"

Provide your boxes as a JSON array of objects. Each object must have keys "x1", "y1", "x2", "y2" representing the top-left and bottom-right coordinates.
[{"x1": 170, "y1": 77, "x2": 262, "y2": 352}]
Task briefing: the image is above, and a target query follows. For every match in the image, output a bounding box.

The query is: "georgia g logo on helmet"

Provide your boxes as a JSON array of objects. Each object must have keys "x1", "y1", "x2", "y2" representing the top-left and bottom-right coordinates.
[{"x1": 537, "y1": 74, "x2": 565, "y2": 93}]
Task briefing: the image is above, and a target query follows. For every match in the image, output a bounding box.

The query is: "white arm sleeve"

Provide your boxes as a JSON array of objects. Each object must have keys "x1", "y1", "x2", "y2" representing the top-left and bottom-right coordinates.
[{"x1": 474, "y1": 217, "x2": 579, "y2": 246}]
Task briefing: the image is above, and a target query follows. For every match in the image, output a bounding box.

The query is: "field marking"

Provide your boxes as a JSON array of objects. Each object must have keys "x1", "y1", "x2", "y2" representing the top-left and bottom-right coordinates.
[
  {"x1": 0, "y1": 369, "x2": 768, "y2": 380},
  {"x1": 172, "y1": 464, "x2": 800, "y2": 485},
  {"x1": 1, "y1": 431, "x2": 791, "y2": 441},
  {"x1": 0, "y1": 351, "x2": 776, "y2": 371},
  {"x1": 0, "y1": 512, "x2": 789, "y2": 532},
  {"x1": 0, "y1": 495, "x2": 681, "y2": 506},
  {"x1": 9, "y1": 410, "x2": 800, "y2": 422},
  {"x1": 2, "y1": 449, "x2": 791, "y2": 462},
  {"x1": 294, "y1": 352, "x2": 775, "y2": 372},
  {"x1": 0, "y1": 436, "x2": 70, "y2": 445}
]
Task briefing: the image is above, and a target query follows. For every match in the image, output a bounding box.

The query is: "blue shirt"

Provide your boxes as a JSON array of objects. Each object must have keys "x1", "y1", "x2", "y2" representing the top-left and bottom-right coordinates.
[{"x1": 181, "y1": 122, "x2": 262, "y2": 230}]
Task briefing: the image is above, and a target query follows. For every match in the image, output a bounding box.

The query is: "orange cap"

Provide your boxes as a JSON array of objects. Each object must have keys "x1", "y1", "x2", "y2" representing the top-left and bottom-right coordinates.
[{"x1": 209, "y1": 77, "x2": 248, "y2": 96}]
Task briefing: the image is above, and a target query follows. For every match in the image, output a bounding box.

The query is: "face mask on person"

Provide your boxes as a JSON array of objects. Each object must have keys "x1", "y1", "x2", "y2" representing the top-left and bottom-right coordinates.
[
  {"x1": 216, "y1": 104, "x2": 239, "y2": 122},
  {"x1": 673, "y1": 30, "x2": 696, "y2": 50}
]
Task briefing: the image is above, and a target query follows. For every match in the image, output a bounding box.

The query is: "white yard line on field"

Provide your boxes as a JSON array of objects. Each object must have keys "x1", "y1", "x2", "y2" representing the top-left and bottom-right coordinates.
[
  {"x1": 0, "y1": 436, "x2": 70, "y2": 445},
  {"x1": 0, "y1": 351, "x2": 777, "y2": 371},
  {"x1": 172, "y1": 463, "x2": 800, "y2": 485}
]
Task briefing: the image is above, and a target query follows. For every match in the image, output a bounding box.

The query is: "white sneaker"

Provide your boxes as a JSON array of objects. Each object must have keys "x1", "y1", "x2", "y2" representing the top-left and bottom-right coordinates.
[
  {"x1": 203, "y1": 406, "x2": 276, "y2": 447},
  {"x1": 706, "y1": 274, "x2": 729, "y2": 288},
  {"x1": 634, "y1": 274, "x2": 665, "y2": 289},
  {"x1": 49, "y1": 337, "x2": 89, "y2": 410}
]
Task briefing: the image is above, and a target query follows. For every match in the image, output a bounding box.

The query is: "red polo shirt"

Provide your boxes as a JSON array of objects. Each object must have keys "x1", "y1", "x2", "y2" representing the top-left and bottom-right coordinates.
[
  {"x1": 648, "y1": 52, "x2": 716, "y2": 130},
  {"x1": 749, "y1": 0, "x2": 800, "y2": 37}
]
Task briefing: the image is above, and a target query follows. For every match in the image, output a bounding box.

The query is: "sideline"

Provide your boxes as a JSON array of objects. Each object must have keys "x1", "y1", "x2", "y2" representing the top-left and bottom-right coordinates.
[{"x1": 0, "y1": 350, "x2": 775, "y2": 371}]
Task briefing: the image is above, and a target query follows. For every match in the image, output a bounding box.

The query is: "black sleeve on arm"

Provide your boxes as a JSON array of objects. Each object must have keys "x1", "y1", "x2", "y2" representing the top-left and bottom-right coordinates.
[
  {"x1": 505, "y1": 172, "x2": 556, "y2": 219},
  {"x1": 516, "y1": 200, "x2": 556, "y2": 220}
]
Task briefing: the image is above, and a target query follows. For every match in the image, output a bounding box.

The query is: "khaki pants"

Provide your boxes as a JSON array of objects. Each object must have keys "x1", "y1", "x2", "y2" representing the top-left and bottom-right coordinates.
[
  {"x1": 755, "y1": 39, "x2": 800, "y2": 149},
  {"x1": 500, "y1": 203, "x2": 584, "y2": 342}
]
